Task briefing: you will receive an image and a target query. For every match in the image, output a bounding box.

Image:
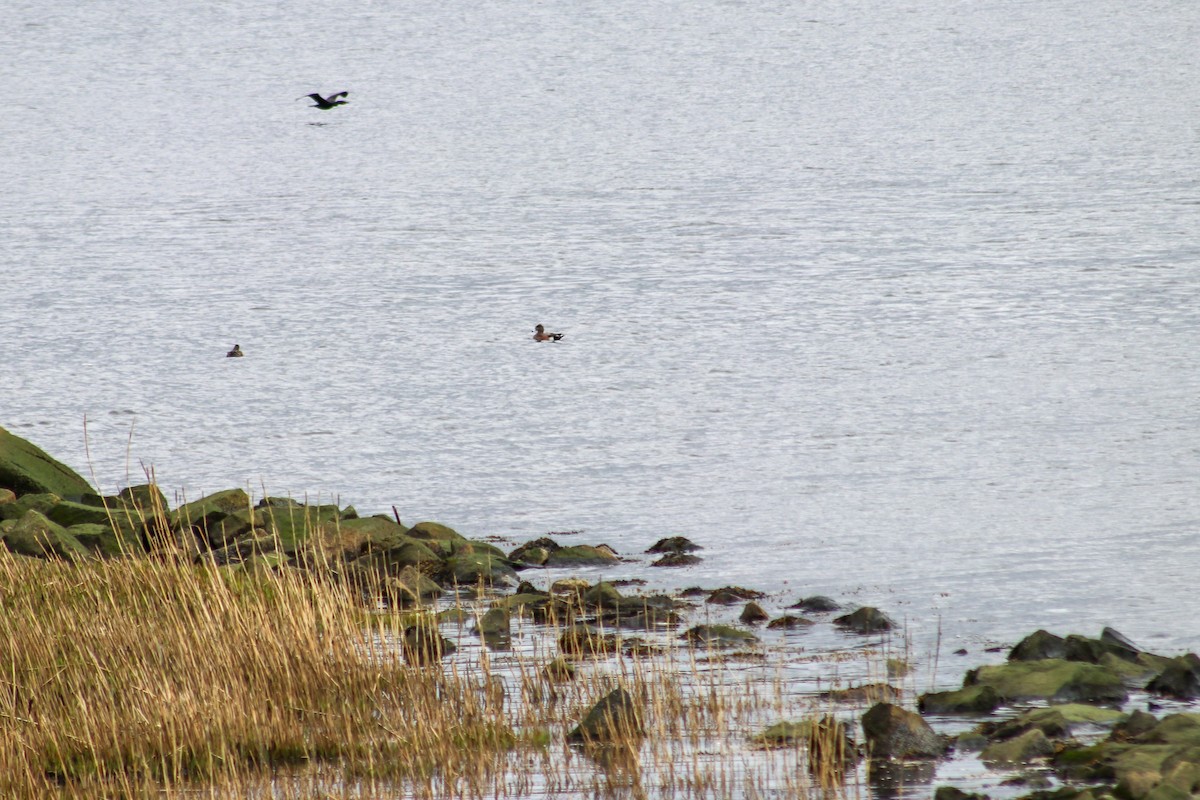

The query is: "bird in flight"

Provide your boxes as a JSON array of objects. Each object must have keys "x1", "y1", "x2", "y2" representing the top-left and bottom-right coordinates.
[{"x1": 300, "y1": 91, "x2": 349, "y2": 109}]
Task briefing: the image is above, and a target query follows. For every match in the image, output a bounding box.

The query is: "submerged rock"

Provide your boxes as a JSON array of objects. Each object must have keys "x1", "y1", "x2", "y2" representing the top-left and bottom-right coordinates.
[
  {"x1": 834, "y1": 606, "x2": 895, "y2": 634},
  {"x1": 682, "y1": 624, "x2": 759, "y2": 648},
  {"x1": 767, "y1": 615, "x2": 816, "y2": 630},
  {"x1": 568, "y1": 687, "x2": 643, "y2": 744},
  {"x1": 789, "y1": 595, "x2": 842, "y2": 613},
  {"x1": 918, "y1": 685, "x2": 1001, "y2": 714},
  {"x1": 651, "y1": 552, "x2": 703, "y2": 567},
  {"x1": 645, "y1": 536, "x2": 702, "y2": 554},
  {"x1": 545, "y1": 545, "x2": 619, "y2": 567}
]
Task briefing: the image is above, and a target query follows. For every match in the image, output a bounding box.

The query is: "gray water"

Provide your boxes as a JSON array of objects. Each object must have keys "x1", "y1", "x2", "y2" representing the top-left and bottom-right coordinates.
[{"x1": 3, "y1": 0, "x2": 1199, "y2": 660}]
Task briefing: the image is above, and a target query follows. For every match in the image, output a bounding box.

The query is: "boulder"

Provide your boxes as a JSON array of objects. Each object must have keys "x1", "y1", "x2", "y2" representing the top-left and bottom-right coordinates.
[
  {"x1": 508, "y1": 537, "x2": 561, "y2": 567},
  {"x1": 740, "y1": 602, "x2": 769, "y2": 625},
  {"x1": 918, "y1": 685, "x2": 1001, "y2": 714},
  {"x1": 789, "y1": 595, "x2": 841, "y2": 613},
  {"x1": 822, "y1": 684, "x2": 902, "y2": 704},
  {"x1": 981, "y1": 705, "x2": 1125, "y2": 743},
  {"x1": 861, "y1": 703, "x2": 946, "y2": 760},
  {"x1": 45, "y1": 500, "x2": 115, "y2": 528},
  {"x1": 438, "y1": 552, "x2": 519, "y2": 589},
  {"x1": 834, "y1": 607, "x2": 895, "y2": 634},
  {"x1": 1009, "y1": 629, "x2": 1068, "y2": 661},
  {"x1": 0, "y1": 488, "x2": 14, "y2": 505},
  {"x1": 544, "y1": 545, "x2": 619, "y2": 568},
  {"x1": 559, "y1": 625, "x2": 623, "y2": 658},
  {"x1": 401, "y1": 619, "x2": 456, "y2": 666},
  {"x1": 651, "y1": 553, "x2": 703, "y2": 567},
  {"x1": 707, "y1": 586, "x2": 764, "y2": 605},
  {"x1": 64, "y1": 523, "x2": 115, "y2": 556},
  {"x1": 645, "y1": 536, "x2": 701, "y2": 554},
  {"x1": 1146, "y1": 655, "x2": 1200, "y2": 700},
  {"x1": 0, "y1": 426, "x2": 93, "y2": 499},
  {"x1": 965, "y1": 659, "x2": 1128, "y2": 703},
  {"x1": 116, "y1": 483, "x2": 169, "y2": 514},
  {"x1": 0, "y1": 492, "x2": 61, "y2": 521},
  {"x1": 383, "y1": 566, "x2": 444, "y2": 606},
  {"x1": 567, "y1": 687, "x2": 643, "y2": 744},
  {"x1": 768, "y1": 615, "x2": 816, "y2": 630},
  {"x1": 681, "y1": 624, "x2": 759, "y2": 648},
  {"x1": 258, "y1": 501, "x2": 343, "y2": 548},
  {"x1": 1, "y1": 510, "x2": 90, "y2": 561},
  {"x1": 473, "y1": 608, "x2": 511, "y2": 649},
  {"x1": 406, "y1": 521, "x2": 467, "y2": 544}
]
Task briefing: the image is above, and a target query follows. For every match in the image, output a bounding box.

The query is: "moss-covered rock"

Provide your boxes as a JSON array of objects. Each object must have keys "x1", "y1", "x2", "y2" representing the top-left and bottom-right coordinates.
[
  {"x1": 0, "y1": 492, "x2": 61, "y2": 521},
  {"x1": 45, "y1": 499, "x2": 116, "y2": 528},
  {"x1": 681, "y1": 624, "x2": 759, "y2": 648},
  {"x1": 919, "y1": 685, "x2": 1001, "y2": 714},
  {"x1": 116, "y1": 483, "x2": 169, "y2": 514},
  {"x1": 1, "y1": 510, "x2": 90, "y2": 561},
  {"x1": 65, "y1": 523, "x2": 117, "y2": 556},
  {"x1": 1146, "y1": 656, "x2": 1200, "y2": 700},
  {"x1": 438, "y1": 552, "x2": 519, "y2": 589},
  {"x1": 0, "y1": 426, "x2": 93, "y2": 499},
  {"x1": 406, "y1": 521, "x2": 467, "y2": 543},
  {"x1": 473, "y1": 608, "x2": 511, "y2": 649},
  {"x1": 508, "y1": 537, "x2": 560, "y2": 567},
  {"x1": 0, "y1": 488, "x2": 15, "y2": 505},
  {"x1": 834, "y1": 606, "x2": 895, "y2": 634},
  {"x1": 965, "y1": 659, "x2": 1127, "y2": 704},
  {"x1": 982, "y1": 729, "x2": 1055, "y2": 765},
  {"x1": 568, "y1": 687, "x2": 643, "y2": 744},
  {"x1": 258, "y1": 502, "x2": 344, "y2": 549},
  {"x1": 544, "y1": 545, "x2": 619, "y2": 568}
]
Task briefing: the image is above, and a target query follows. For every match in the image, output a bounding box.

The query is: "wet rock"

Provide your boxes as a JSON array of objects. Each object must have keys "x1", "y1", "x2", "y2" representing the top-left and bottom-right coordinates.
[
  {"x1": 964, "y1": 659, "x2": 1128, "y2": 704},
  {"x1": 767, "y1": 615, "x2": 816, "y2": 630},
  {"x1": 706, "y1": 586, "x2": 765, "y2": 605},
  {"x1": 401, "y1": 619, "x2": 456, "y2": 665},
  {"x1": 1145, "y1": 655, "x2": 1200, "y2": 700},
  {"x1": 473, "y1": 608, "x2": 511, "y2": 649},
  {"x1": 645, "y1": 536, "x2": 702, "y2": 554},
  {"x1": 1111, "y1": 710, "x2": 1160, "y2": 742},
  {"x1": 934, "y1": 787, "x2": 990, "y2": 800},
  {"x1": 980, "y1": 704, "x2": 1125, "y2": 743},
  {"x1": 861, "y1": 702, "x2": 947, "y2": 760},
  {"x1": 568, "y1": 687, "x2": 643, "y2": 744},
  {"x1": 822, "y1": 684, "x2": 902, "y2": 704},
  {"x1": 544, "y1": 545, "x2": 619, "y2": 568},
  {"x1": 45, "y1": 500, "x2": 115, "y2": 528},
  {"x1": 116, "y1": 483, "x2": 169, "y2": 514},
  {"x1": 651, "y1": 552, "x2": 703, "y2": 567},
  {"x1": 789, "y1": 595, "x2": 841, "y2": 613},
  {"x1": 1009, "y1": 629, "x2": 1068, "y2": 661},
  {"x1": 559, "y1": 625, "x2": 623, "y2": 658},
  {"x1": 681, "y1": 624, "x2": 759, "y2": 648},
  {"x1": 353, "y1": 538, "x2": 442, "y2": 577},
  {"x1": 834, "y1": 606, "x2": 895, "y2": 634},
  {"x1": 580, "y1": 581, "x2": 624, "y2": 610},
  {"x1": 542, "y1": 657, "x2": 576, "y2": 682},
  {"x1": 406, "y1": 521, "x2": 468, "y2": 544},
  {"x1": 550, "y1": 577, "x2": 591, "y2": 595},
  {"x1": 0, "y1": 492, "x2": 61, "y2": 522},
  {"x1": 507, "y1": 536, "x2": 561, "y2": 567},
  {"x1": 0, "y1": 425, "x2": 94, "y2": 499},
  {"x1": 740, "y1": 602, "x2": 769, "y2": 624},
  {"x1": 383, "y1": 565, "x2": 444, "y2": 607},
  {"x1": 918, "y1": 685, "x2": 1001, "y2": 714},
  {"x1": 437, "y1": 552, "x2": 519, "y2": 589}
]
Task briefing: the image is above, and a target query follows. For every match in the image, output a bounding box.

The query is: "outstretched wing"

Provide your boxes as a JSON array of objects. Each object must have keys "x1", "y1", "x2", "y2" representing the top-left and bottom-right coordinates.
[{"x1": 329, "y1": 91, "x2": 349, "y2": 101}]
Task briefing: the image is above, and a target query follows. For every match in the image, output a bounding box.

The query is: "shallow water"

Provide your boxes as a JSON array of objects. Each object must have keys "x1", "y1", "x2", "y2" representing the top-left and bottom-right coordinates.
[{"x1": 3, "y1": 0, "x2": 1199, "y2": 674}]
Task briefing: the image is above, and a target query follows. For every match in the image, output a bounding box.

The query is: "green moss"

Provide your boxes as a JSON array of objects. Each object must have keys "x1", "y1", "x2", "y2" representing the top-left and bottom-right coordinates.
[
  {"x1": 0, "y1": 426, "x2": 94, "y2": 499},
  {"x1": 967, "y1": 659, "x2": 1128, "y2": 703}
]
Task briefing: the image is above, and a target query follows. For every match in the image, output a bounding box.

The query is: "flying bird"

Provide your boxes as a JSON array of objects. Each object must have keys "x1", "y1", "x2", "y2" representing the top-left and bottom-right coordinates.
[{"x1": 300, "y1": 91, "x2": 349, "y2": 109}]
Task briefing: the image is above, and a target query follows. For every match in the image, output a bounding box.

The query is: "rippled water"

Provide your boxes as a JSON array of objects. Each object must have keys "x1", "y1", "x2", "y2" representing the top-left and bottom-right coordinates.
[{"x1": 3, "y1": 0, "x2": 1199, "y2": 661}]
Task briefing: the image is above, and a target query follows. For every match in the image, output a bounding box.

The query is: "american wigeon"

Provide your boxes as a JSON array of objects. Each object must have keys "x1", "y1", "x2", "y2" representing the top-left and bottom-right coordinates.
[{"x1": 533, "y1": 324, "x2": 564, "y2": 342}]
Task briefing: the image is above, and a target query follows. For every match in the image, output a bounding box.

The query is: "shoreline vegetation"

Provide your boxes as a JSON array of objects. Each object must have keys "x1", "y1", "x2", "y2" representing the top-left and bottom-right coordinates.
[{"x1": 1, "y1": 424, "x2": 1198, "y2": 799}]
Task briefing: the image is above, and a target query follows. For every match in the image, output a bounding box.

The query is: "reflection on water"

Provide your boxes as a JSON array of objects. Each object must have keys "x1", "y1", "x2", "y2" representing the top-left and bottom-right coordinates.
[{"x1": 1, "y1": 0, "x2": 1199, "y2": 670}]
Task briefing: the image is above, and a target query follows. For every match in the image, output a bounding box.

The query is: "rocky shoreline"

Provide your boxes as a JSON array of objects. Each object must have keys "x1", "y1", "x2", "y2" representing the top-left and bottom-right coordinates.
[{"x1": 2, "y1": 423, "x2": 1198, "y2": 800}]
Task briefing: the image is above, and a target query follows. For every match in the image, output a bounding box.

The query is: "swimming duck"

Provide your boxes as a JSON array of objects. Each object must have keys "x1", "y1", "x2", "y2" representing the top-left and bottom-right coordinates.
[
  {"x1": 300, "y1": 91, "x2": 349, "y2": 109},
  {"x1": 226, "y1": 344, "x2": 244, "y2": 357},
  {"x1": 533, "y1": 324, "x2": 564, "y2": 342}
]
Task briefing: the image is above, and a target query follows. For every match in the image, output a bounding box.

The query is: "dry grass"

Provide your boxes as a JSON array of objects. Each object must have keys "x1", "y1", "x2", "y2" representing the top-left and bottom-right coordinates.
[{"x1": 0, "y1": 527, "x2": 896, "y2": 799}]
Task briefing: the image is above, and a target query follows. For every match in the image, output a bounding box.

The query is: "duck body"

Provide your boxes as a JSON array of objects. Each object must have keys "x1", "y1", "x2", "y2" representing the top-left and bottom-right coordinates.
[
  {"x1": 533, "y1": 324, "x2": 564, "y2": 342},
  {"x1": 301, "y1": 91, "x2": 349, "y2": 109},
  {"x1": 226, "y1": 344, "x2": 244, "y2": 357}
]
